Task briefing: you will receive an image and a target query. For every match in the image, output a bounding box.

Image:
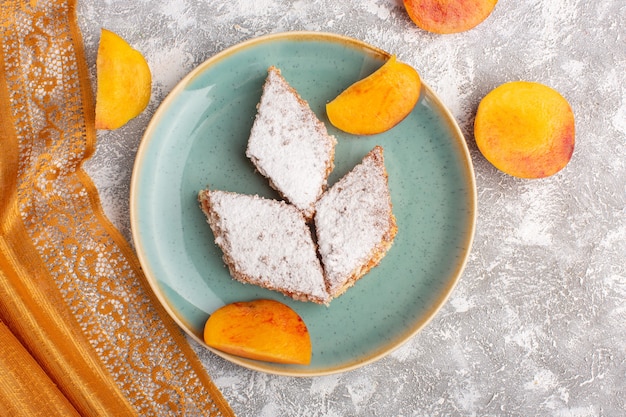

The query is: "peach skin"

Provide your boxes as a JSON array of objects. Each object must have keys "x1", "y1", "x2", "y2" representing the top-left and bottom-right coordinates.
[
  {"x1": 204, "y1": 299, "x2": 312, "y2": 365},
  {"x1": 403, "y1": 0, "x2": 498, "y2": 34},
  {"x1": 474, "y1": 81, "x2": 575, "y2": 179}
]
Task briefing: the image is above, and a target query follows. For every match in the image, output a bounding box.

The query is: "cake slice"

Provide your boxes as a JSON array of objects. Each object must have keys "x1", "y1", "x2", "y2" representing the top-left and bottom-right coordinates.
[
  {"x1": 314, "y1": 146, "x2": 397, "y2": 299},
  {"x1": 198, "y1": 188, "x2": 330, "y2": 305},
  {"x1": 246, "y1": 66, "x2": 337, "y2": 219}
]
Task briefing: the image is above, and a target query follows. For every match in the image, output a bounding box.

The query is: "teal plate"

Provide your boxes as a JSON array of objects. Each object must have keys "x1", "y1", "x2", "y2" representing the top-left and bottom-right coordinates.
[{"x1": 130, "y1": 32, "x2": 476, "y2": 376}]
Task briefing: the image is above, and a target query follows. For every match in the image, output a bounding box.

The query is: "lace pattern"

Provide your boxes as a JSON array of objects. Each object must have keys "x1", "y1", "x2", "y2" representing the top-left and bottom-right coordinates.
[{"x1": 0, "y1": 1, "x2": 233, "y2": 415}]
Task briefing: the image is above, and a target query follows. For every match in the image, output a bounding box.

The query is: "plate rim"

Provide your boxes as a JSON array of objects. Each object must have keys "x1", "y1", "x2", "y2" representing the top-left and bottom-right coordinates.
[{"x1": 130, "y1": 31, "x2": 477, "y2": 377}]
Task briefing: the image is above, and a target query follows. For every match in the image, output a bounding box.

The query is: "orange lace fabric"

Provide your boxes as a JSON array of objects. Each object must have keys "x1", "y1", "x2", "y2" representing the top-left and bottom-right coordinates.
[{"x1": 0, "y1": 1, "x2": 234, "y2": 416}]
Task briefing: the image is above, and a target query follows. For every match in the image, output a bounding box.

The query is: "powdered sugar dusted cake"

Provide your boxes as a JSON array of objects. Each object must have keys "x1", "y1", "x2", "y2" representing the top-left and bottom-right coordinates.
[
  {"x1": 246, "y1": 66, "x2": 337, "y2": 219},
  {"x1": 314, "y1": 146, "x2": 397, "y2": 299},
  {"x1": 199, "y1": 188, "x2": 330, "y2": 304}
]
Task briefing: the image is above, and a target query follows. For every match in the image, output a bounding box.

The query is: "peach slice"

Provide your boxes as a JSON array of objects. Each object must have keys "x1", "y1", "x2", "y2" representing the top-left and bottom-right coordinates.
[
  {"x1": 203, "y1": 299, "x2": 312, "y2": 365},
  {"x1": 474, "y1": 81, "x2": 575, "y2": 179},
  {"x1": 403, "y1": 0, "x2": 498, "y2": 34},
  {"x1": 326, "y1": 55, "x2": 421, "y2": 135},
  {"x1": 95, "y1": 29, "x2": 151, "y2": 130}
]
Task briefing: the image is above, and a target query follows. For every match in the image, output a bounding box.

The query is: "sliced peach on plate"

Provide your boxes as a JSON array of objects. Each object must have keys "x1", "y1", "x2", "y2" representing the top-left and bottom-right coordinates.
[
  {"x1": 403, "y1": 0, "x2": 498, "y2": 34},
  {"x1": 95, "y1": 28, "x2": 151, "y2": 130},
  {"x1": 474, "y1": 81, "x2": 575, "y2": 179},
  {"x1": 203, "y1": 299, "x2": 312, "y2": 365},
  {"x1": 326, "y1": 55, "x2": 421, "y2": 135}
]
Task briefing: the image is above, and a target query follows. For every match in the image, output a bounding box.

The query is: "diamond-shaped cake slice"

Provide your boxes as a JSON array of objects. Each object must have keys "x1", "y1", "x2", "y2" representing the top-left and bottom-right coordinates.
[
  {"x1": 199, "y1": 188, "x2": 330, "y2": 305},
  {"x1": 314, "y1": 146, "x2": 397, "y2": 299},
  {"x1": 246, "y1": 66, "x2": 337, "y2": 219}
]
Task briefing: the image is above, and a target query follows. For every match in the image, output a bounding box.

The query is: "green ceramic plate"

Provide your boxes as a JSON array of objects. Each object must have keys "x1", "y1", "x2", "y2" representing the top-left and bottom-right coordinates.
[{"x1": 131, "y1": 32, "x2": 476, "y2": 376}]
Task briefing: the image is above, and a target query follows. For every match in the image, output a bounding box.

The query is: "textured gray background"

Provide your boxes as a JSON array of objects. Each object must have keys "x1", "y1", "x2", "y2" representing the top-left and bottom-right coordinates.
[{"x1": 80, "y1": 0, "x2": 625, "y2": 415}]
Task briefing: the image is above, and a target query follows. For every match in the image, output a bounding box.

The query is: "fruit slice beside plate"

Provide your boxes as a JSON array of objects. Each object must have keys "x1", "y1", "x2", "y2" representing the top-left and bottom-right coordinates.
[{"x1": 130, "y1": 32, "x2": 476, "y2": 376}]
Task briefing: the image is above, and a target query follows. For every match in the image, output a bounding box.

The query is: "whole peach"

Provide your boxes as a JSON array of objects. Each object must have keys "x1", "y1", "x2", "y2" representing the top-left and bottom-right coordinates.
[
  {"x1": 474, "y1": 81, "x2": 575, "y2": 179},
  {"x1": 403, "y1": 0, "x2": 498, "y2": 34}
]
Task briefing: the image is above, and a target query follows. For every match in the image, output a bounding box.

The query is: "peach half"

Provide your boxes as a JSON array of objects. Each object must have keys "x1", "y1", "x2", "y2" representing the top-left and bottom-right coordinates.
[
  {"x1": 326, "y1": 55, "x2": 421, "y2": 135},
  {"x1": 403, "y1": 0, "x2": 498, "y2": 34},
  {"x1": 474, "y1": 81, "x2": 575, "y2": 179},
  {"x1": 203, "y1": 299, "x2": 312, "y2": 365},
  {"x1": 95, "y1": 29, "x2": 151, "y2": 130}
]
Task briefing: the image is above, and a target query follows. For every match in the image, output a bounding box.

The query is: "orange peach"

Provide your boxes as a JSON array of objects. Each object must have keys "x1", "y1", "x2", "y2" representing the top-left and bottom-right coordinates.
[
  {"x1": 326, "y1": 55, "x2": 421, "y2": 135},
  {"x1": 474, "y1": 81, "x2": 575, "y2": 179},
  {"x1": 95, "y1": 29, "x2": 151, "y2": 130},
  {"x1": 203, "y1": 299, "x2": 312, "y2": 365},
  {"x1": 403, "y1": 0, "x2": 498, "y2": 34}
]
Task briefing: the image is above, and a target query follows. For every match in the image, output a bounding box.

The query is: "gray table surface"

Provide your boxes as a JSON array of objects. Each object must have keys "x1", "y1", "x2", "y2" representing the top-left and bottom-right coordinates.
[{"x1": 80, "y1": 1, "x2": 625, "y2": 415}]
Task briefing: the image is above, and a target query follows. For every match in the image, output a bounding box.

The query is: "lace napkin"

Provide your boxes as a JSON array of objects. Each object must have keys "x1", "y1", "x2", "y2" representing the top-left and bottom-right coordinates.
[{"x1": 0, "y1": 1, "x2": 234, "y2": 415}]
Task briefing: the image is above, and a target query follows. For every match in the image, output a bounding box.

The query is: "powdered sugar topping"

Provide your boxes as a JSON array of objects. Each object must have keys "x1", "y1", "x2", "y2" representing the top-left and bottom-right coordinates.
[
  {"x1": 204, "y1": 190, "x2": 329, "y2": 302},
  {"x1": 314, "y1": 146, "x2": 395, "y2": 294},
  {"x1": 246, "y1": 67, "x2": 336, "y2": 218}
]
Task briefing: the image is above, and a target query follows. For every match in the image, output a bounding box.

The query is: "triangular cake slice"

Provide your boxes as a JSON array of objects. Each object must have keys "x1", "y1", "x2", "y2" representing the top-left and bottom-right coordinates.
[
  {"x1": 199, "y1": 188, "x2": 330, "y2": 305},
  {"x1": 246, "y1": 66, "x2": 337, "y2": 219},
  {"x1": 314, "y1": 146, "x2": 397, "y2": 299}
]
